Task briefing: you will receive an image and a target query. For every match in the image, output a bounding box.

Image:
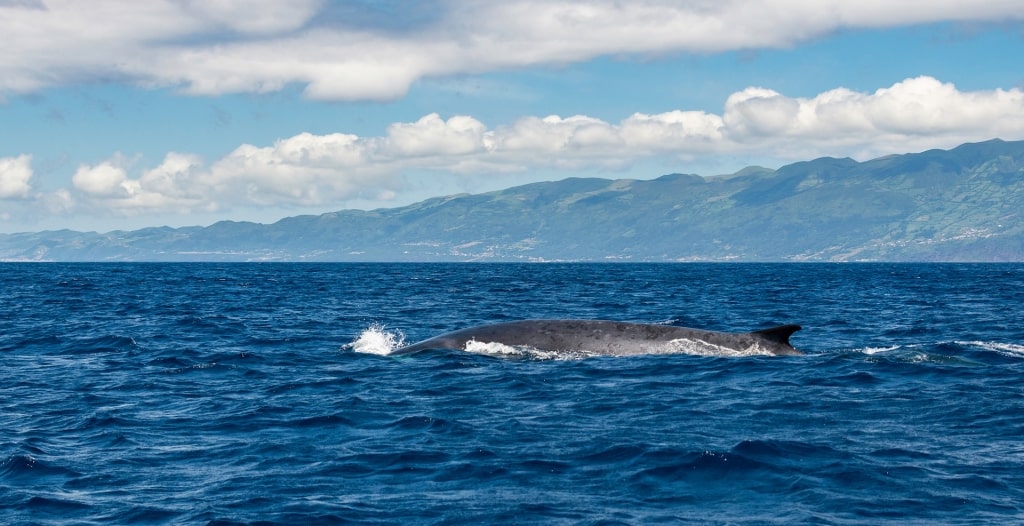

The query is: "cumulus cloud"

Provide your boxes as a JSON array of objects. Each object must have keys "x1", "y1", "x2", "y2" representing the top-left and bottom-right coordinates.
[
  {"x1": 1, "y1": 1, "x2": 1022, "y2": 100},
  {"x1": 69, "y1": 153, "x2": 209, "y2": 213},
  {"x1": 58, "y1": 76, "x2": 1024, "y2": 217},
  {"x1": 204, "y1": 133, "x2": 378, "y2": 205},
  {"x1": 620, "y1": 111, "x2": 726, "y2": 152},
  {"x1": 723, "y1": 76, "x2": 1024, "y2": 154},
  {"x1": 72, "y1": 160, "x2": 130, "y2": 197},
  {"x1": 383, "y1": 114, "x2": 490, "y2": 158},
  {"x1": 0, "y1": 154, "x2": 34, "y2": 198},
  {"x1": 140, "y1": 152, "x2": 204, "y2": 200}
]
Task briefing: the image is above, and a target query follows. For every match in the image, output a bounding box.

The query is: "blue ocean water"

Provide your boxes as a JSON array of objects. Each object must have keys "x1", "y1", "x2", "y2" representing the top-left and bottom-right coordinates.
[{"x1": 2, "y1": 263, "x2": 1023, "y2": 524}]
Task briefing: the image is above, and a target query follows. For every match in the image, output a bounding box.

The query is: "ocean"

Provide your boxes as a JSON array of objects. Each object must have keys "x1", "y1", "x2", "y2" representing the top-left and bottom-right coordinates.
[{"x1": 2, "y1": 262, "x2": 1023, "y2": 524}]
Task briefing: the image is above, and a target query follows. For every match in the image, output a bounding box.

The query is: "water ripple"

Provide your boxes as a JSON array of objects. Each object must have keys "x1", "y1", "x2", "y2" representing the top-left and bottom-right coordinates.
[{"x1": 1, "y1": 262, "x2": 1023, "y2": 524}]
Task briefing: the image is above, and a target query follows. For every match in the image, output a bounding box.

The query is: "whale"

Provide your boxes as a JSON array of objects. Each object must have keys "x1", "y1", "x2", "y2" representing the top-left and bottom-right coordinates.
[{"x1": 390, "y1": 320, "x2": 802, "y2": 357}]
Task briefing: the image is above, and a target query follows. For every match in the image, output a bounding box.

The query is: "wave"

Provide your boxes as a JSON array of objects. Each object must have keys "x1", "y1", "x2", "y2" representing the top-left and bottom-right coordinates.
[
  {"x1": 956, "y1": 340, "x2": 1024, "y2": 358},
  {"x1": 849, "y1": 340, "x2": 1024, "y2": 363}
]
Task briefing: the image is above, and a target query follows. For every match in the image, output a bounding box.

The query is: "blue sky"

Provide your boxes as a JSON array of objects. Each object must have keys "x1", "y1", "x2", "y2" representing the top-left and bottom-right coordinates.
[{"x1": 1, "y1": 1, "x2": 1023, "y2": 233}]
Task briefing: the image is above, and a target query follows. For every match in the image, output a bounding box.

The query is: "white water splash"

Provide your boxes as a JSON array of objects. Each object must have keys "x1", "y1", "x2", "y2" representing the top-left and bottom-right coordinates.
[
  {"x1": 463, "y1": 340, "x2": 589, "y2": 360},
  {"x1": 861, "y1": 345, "x2": 901, "y2": 355},
  {"x1": 464, "y1": 339, "x2": 520, "y2": 356},
  {"x1": 345, "y1": 323, "x2": 404, "y2": 355}
]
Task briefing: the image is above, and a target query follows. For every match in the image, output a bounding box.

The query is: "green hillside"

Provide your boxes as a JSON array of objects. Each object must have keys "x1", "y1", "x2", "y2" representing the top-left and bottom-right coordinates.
[{"x1": 2, "y1": 139, "x2": 1022, "y2": 262}]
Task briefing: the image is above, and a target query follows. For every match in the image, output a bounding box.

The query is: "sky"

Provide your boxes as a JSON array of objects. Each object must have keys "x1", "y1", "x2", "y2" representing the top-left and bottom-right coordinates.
[{"x1": 1, "y1": 1, "x2": 1023, "y2": 233}]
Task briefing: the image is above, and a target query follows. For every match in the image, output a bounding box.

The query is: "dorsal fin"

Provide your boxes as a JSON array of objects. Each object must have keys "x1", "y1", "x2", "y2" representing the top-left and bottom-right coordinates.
[{"x1": 751, "y1": 324, "x2": 801, "y2": 346}]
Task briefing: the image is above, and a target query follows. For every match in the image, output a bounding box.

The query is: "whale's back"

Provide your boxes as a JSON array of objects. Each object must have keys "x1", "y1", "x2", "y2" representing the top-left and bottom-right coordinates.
[{"x1": 390, "y1": 320, "x2": 802, "y2": 357}]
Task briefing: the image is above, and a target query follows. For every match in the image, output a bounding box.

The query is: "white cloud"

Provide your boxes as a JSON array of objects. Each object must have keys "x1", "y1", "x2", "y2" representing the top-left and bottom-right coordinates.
[
  {"x1": 55, "y1": 76, "x2": 1024, "y2": 217},
  {"x1": 1, "y1": 1, "x2": 1022, "y2": 100},
  {"x1": 140, "y1": 152, "x2": 204, "y2": 199},
  {"x1": 724, "y1": 88, "x2": 802, "y2": 138},
  {"x1": 203, "y1": 132, "x2": 385, "y2": 206},
  {"x1": 497, "y1": 115, "x2": 606, "y2": 154},
  {"x1": 383, "y1": 114, "x2": 490, "y2": 158},
  {"x1": 178, "y1": 0, "x2": 323, "y2": 35},
  {"x1": 0, "y1": 154, "x2": 33, "y2": 198},
  {"x1": 72, "y1": 160, "x2": 129, "y2": 197},
  {"x1": 69, "y1": 153, "x2": 207, "y2": 212},
  {"x1": 865, "y1": 76, "x2": 1023, "y2": 135},
  {"x1": 620, "y1": 111, "x2": 726, "y2": 152},
  {"x1": 722, "y1": 76, "x2": 1024, "y2": 153}
]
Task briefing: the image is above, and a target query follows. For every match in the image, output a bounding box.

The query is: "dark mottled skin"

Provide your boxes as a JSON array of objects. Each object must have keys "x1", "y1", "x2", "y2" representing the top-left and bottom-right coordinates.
[{"x1": 391, "y1": 320, "x2": 802, "y2": 357}]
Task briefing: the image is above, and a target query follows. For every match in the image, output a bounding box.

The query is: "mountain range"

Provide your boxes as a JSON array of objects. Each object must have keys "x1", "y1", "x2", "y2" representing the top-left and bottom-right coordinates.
[{"x1": 2, "y1": 139, "x2": 1022, "y2": 262}]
